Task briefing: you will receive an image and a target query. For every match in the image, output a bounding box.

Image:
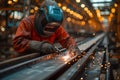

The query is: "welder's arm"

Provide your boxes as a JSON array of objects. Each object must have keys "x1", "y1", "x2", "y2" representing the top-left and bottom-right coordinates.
[
  {"x1": 13, "y1": 19, "x2": 56, "y2": 55},
  {"x1": 55, "y1": 26, "x2": 76, "y2": 49},
  {"x1": 13, "y1": 19, "x2": 33, "y2": 54},
  {"x1": 59, "y1": 37, "x2": 81, "y2": 55},
  {"x1": 59, "y1": 36, "x2": 76, "y2": 49}
]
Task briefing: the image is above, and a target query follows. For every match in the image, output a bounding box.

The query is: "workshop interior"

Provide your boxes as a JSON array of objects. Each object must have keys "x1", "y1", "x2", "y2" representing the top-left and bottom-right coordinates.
[{"x1": 0, "y1": 0, "x2": 120, "y2": 80}]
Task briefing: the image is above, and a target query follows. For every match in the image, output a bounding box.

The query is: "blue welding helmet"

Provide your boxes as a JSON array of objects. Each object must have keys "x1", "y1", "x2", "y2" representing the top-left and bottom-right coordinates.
[{"x1": 34, "y1": 0, "x2": 63, "y2": 35}]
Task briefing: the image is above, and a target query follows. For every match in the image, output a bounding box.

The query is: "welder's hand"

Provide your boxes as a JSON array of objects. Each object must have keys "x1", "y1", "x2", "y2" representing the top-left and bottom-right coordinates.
[
  {"x1": 29, "y1": 41, "x2": 43, "y2": 52},
  {"x1": 67, "y1": 46, "x2": 76, "y2": 53},
  {"x1": 29, "y1": 41, "x2": 56, "y2": 54},
  {"x1": 40, "y1": 42, "x2": 56, "y2": 54},
  {"x1": 64, "y1": 37, "x2": 76, "y2": 49}
]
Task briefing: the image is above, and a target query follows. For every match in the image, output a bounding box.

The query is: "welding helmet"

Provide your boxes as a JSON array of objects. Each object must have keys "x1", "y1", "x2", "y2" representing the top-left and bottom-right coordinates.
[{"x1": 34, "y1": 0, "x2": 63, "y2": 35}]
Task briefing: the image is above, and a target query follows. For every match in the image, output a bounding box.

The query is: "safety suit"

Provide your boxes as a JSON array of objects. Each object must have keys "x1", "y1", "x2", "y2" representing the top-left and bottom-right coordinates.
[{"x1": 13, "y1": 15, "x2": 76, "y2": 54}]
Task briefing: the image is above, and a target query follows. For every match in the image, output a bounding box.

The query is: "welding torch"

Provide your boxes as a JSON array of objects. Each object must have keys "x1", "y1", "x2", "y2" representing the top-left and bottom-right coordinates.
[{"x1": 54, "y1": 46, "x2": 66, "y2": 54}]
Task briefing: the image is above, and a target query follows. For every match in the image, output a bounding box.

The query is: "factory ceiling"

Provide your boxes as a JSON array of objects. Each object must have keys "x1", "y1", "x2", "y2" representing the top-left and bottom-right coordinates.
[{"x1": 0, "y1": 0, "x2": 118, "y2": 29}]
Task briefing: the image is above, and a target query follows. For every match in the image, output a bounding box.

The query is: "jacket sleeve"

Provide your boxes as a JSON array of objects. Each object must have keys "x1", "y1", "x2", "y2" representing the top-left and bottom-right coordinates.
[
  {"x1": 55, "y1": 26, "x2": 76, "y2": 49},
  {"x1": 13, "y1": 18, "x2": 32, "y2": 54}
]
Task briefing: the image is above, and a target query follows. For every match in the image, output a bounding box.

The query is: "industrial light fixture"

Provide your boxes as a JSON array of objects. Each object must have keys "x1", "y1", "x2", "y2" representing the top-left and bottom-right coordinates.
[
  {"x1": 0, "y1": 26, "x2": 5, "y2": 32},
  {"x1": 110, "y1": 13, "x2": 113, "y2": 17},
  {"x1": 70, "y1": 10, "x2": 73, "y2": 14},
  {"x1": 66, "y1": 17, "x2": 71, "y2": 22},
  {"x1": 30, "y1": 9, "x2": 35, "y2": 13},
  {"x1": 58, "y1": 3, "x2": 62, "y2": 7},
  {"x1": 81, "y1": 4, "x2": 85, "y2": 8},
  {"x1": 84, "y1": 7, "x2": 93, "y2": 18},
  {"x1": 114, "y1": 3, "x2": 118, "y2": 7},
  {"x1": 66, "y1": 8, "x2": 70, "y2": 12},
  {"x1": 90, "y1": 0, "x2": 112, "y2": 3},
  {"x1": 57, "y1": 2, "x2": 83, "y2": 20},
  {"x1": 13, "y1": 0, "x2": 18, "y2": 2},
  {"x1": 76, "y1": 0, "x2": 81, "y2": 3},
  {"x1": 84, "y1": 7, "x2": 88, "y2": 11},
  {"x1": 62, "y1": 6, "x2": 67, "y2": 11},
  {"x1": 8, "y1": 0, "x2": 12, "y2": 5},
  {"x1": 34, "y1": 6, "x2": 39, "y2": 11},
  {"x1": 111, "y1": 8, "x2": 116, "y2": 13}
]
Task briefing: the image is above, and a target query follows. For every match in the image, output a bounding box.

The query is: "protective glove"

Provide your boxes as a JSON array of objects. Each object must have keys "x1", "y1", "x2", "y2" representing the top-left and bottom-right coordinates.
[
  {"x1": 64, "y1": 37, "x2": 76, "y2": 49},
  {"x1": 40, "y1": 42, "x2": 56, "y2": 54},
  {"x1": 29, "y1": 40, "x2": 56, "y2": 55}
]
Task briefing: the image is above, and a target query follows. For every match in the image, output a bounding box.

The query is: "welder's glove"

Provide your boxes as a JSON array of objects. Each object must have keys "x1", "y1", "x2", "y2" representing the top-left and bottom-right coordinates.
[
  {"x1": 40, "y1": 42, "x2": 56, "y2": 54},
  {"x1": 67, "y1": 46, "x2": 76, "y2": 53},
  {"x1": 29, "y1": 41, "x2": 56, "y2": 55},
  {"x1": 64, "y1": 37, "x2": 76, "y2": 49}
]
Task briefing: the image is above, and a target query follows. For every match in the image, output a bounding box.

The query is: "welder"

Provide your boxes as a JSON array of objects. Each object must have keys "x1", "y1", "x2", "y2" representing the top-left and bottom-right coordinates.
[{"x1": 13, "y1": 0, "x2": 76, "y2": 56}]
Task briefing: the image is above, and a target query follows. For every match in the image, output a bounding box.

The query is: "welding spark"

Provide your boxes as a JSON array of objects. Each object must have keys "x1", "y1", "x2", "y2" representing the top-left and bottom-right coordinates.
[
  {"x1": 60, "y1": 50, "x2": 76, "y2": 63},
  {"x1": 62, "y1": 54, "x2": 70, "y2": 61}
]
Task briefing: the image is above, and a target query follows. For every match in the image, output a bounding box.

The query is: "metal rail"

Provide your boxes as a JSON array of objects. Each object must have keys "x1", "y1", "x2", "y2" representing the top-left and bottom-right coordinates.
[
  {"x1": 74, "y1": 36, "x2": 111, "y2": 80},
  {"x1": 0, "y1": 53, "x2": 40, "y2": 69},
  {"x1": 74, "y1": 40, "x2": 106, "y2": 80},
  {"x1": 0, "y1": 33, "x2": 105, "y2": 80},
  {"x1": 0, "y1": 53, "x2": 58, "y2": 77},
  {"x1": 0, "y1": 37, "x2": 90, "y2": 69}
]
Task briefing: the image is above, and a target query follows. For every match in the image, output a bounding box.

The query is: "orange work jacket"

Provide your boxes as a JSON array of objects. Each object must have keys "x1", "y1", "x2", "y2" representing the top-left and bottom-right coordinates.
[{"x1": 13, "y1": 15, "x2": 76, "y2": 54}]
